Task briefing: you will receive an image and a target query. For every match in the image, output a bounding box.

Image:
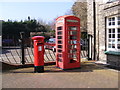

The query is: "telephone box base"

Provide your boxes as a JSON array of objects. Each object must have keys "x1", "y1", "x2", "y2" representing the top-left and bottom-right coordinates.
[
  {"x1": 34, "y1": 66, "x2": 44, "y2": 73},
  {"x1": 56, "y1": 66, "x2": 81, "y2": 71}
]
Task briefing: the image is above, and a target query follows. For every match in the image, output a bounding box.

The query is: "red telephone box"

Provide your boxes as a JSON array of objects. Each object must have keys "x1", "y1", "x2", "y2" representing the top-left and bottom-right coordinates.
[
  {"x1": 55, "y1": 15, "x2": 81, "y2": 70},
  {"x1": 32, "y1": 36, "x2": 45, "y2": 73}
]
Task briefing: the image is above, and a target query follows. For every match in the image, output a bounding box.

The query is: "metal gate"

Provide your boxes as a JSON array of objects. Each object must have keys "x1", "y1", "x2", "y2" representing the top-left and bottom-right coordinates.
[
  {"x1": 1, "y1": 32, "x2": 56, "y2": 65},
  {"x1": 1, "y1": 32, "x2": 89, "y2": 65}
]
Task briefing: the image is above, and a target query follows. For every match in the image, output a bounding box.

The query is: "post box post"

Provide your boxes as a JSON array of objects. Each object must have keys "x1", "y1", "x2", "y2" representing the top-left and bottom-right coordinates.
[{"x1": 32, "y1": 36, "x2": 45, "y2": 73}]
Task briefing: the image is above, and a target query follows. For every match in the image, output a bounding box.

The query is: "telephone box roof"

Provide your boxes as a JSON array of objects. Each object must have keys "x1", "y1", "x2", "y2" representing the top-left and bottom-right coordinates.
[{"x1": 56, "y1": 15, "x2": 79, "y2": 20}]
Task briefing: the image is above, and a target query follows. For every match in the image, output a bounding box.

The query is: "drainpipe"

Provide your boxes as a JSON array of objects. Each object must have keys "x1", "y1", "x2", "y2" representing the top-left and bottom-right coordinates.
[{"x1": 93, "y1": 0, "x2": 96, "y2": 60}]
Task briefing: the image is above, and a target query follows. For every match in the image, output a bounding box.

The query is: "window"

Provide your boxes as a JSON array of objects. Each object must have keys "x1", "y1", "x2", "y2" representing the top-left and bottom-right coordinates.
[
  {"x1": 107, "y1": 16, "x2": 120, "y2": 51},
  {"x1": 117, "y1": 16, "x2": 120, "y2": 25},
  {"x1": 108, "y1": 17, "x2": 115, "y2": 26}
]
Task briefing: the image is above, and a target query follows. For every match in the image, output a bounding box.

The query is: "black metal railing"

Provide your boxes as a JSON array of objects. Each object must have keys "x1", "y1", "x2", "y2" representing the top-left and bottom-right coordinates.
[{"x1": 1, "y1": 32, "x2": 88, "y2": 65}]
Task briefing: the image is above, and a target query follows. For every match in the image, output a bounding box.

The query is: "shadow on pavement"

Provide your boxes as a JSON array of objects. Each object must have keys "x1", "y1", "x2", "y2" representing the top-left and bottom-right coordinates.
[{"x1": 2, "y1": 61, "x2": 109, "y2": 74}]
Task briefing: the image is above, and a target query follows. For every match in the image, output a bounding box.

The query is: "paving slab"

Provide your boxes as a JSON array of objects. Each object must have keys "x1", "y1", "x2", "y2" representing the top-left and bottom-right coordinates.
[{"x1": 2, "y1": 61, "x2": 119, "y2": 88}]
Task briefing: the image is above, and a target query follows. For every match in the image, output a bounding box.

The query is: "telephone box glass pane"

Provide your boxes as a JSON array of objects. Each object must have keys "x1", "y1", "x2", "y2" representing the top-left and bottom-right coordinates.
[
  {"x1": 70, "y1": 31, "x2": 77, "y2": 35},
  {"x1": 69, "y1": 45, "x2": 77, "y2": 49},
  {"x1": 69, "y1": 26, "x2": 77, "y2": 30},
  {"x1": 57, "y1": 26, "x2": 62, "y2": 30},
  {"x1": 58, "y1": 32, "x2": 62, "y2": 35},
  {"x1": 58, "y1": 40, "x2": 62, "y2": 44},
  {"x1": 69, "y1": 54, "x2": 77, "y2": 63},
  {"x1": 58, "y1": 45, "x2": 62, "y2": 48},
  {"x1": 69, "y1": 54, "x2": 77, "y2": 58},
  {"x1": 69, "y1": 40, "x2": 77, "y2": 44},
  {"x1": 70, "y1": 36, "x2": 77, "y2": 40},
  {"x1": 69, "y1": 49, "x2": 77, "y2": 53},
  {"x1": 58, "y1": 58, "x2": 62, "y2": 62},
  {"x1": 58, "y1": 49, "x2": 62, "y2": 52},
  {"x1": 58, "y1": 36, "x2": 62, "y2": 39},
  {"x1": 58, "y1": 54, "x2": 62, "y2": 57}
]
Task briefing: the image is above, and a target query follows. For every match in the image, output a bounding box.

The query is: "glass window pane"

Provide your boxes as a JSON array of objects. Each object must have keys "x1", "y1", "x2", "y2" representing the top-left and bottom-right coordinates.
[
  {"x1": 69, "y1": 49, "x2": 77, "y2": 53},
  {"x1": 109, "y1": 29, "x2": 111, "y2": 33},
  {"x1": 118, "y1": 39, "x2": 120, "y2": 41},
  {"x1": 58, "y1": 32, "x2": 62, "y2": 35},
  {"x1": 117, "y1": 44, "x2": 120, "y2": 49},
  {"x1": 69, "y1": 45, "x2": 77, "y2": 49},
  {"x1": 112, "y1": 22, "x2": 115, "y2": 25},
  {"x1": 69, "y1": 40, "x2": 76, "y2": 44},
  {"x1": 118, "y1": 34, "x2": 120, "y2": 38},
  {"x1": 69, "y1": 26, "x2": 77, "y2": 30},
  {"x1": 109, "y1": 34, "x2": 111, "y2": 38},
  {"x1": 112, "y1": 29, "x2": 115, "y2": 33},
  {"x1": 118, "y1": 28, "x2": 120, "y2": 33},
  {"x1": 70, "y1": 36, "x2": 77, "y2": 40},
  {"x1": 58, "y1": 45, "x2": 62, "y2": 48},
  {"x1": 112, "y1": 44, "x2": 115, "y2": 48},
  {"x1": 117, "y1": 39, "x2": 120, "y2": 49},
  {"x1": 118, "y1": 16, "x2": 120, "y2": 20},
  {"x1": 109, "y1": 22, "x2": 111, "y2": 26},
  {"x1": 112, "y1": 17, "x2": 115, "y2": 21},
  {"x1": 58, "y1": 40, "x2": 62, "y2": 44},
  {"x1": 58, "y1": 36, "x2": 62, "y2": 39},
  {"x1": 112, "y1": 39, "x2": 115, "y2": 43},
  {"x1": 70, "y1": 31, "x2": 77, "y2": 35},
  {"x1": 109, "y1": 39, "x2": 111, "y2": 42},
  {"x1": 108, "y1": 44, "x2": 112, "y2": 48},
  {"x1": 57, "y1": 26, "x2": 62, "y2": 30},
  {"x1": 58, "y1": 49, "x2": 62, "y2": 52},
  {"x1": 118, "y1": 21, "x2": 120, "y2": 25},
  {"x1": 58, "y1": 54, "x2": 62, "y2": 57},
  {"x1": 112, "y1": 34, "x2": 115, "y2": 38},
  {"x1": 109, "y1": 18, "x2": 111, "y2": 21}
]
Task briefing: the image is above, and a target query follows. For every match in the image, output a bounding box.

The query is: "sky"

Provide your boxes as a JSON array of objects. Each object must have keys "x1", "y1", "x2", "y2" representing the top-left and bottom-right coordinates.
[
  {"x1": 0, "y1": 1, "x2": 75, "y2": 23},
  {"x1": 0, "y1": 0, "x2": 109, "y2": 23}
]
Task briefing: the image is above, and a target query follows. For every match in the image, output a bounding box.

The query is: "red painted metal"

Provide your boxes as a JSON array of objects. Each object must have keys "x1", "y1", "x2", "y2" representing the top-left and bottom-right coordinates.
[
  {"x1": 32, "y1": 36, "x2": 45, "y2": 72},
  {"x1": 55, "y1": 15, "x2": 81, "y2": 70}
]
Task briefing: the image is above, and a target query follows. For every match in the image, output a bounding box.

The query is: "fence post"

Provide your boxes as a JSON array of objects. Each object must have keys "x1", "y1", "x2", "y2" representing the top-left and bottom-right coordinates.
[{"x1": 20, "y1": 32, "x2": 25, "y2": 65}]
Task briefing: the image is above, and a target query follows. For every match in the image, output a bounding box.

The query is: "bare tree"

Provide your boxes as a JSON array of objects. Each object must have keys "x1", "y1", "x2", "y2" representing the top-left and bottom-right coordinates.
[{"x1": 72, "y1": 1, "x2": 87, "y2": 32}]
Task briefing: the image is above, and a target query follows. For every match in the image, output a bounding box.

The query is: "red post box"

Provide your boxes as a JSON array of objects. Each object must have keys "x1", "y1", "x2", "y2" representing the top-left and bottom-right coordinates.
[
  {"x1": 32, "y1": 36, "x2": 45, "y2": 73},
  {"x1": 55, "y1": 15, "x2": 81, "y2": 70}
]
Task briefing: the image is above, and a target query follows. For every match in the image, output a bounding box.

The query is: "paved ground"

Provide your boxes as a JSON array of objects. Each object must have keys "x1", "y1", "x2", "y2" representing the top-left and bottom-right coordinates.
[{"x1": 2, "y1": 61, "x2": 119, "y2": 88}]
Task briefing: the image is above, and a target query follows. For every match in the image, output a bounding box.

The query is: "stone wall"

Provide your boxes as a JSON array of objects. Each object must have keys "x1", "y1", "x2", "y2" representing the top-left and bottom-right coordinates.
[
  {"x1": 72, "y1": 0, "x2": 120, "y2": 65},
  {"x1": 87, "y1": 0, "x2": 120, "y2": 62}
]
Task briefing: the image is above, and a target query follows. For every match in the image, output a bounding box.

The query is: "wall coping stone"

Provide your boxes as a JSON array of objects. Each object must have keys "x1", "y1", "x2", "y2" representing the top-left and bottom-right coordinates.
[{"x1": 104, "y1": 51, "x2": 120, "y2": 55}]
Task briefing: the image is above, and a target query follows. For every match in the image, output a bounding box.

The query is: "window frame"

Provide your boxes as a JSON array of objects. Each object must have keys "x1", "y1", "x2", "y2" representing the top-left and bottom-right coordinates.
[{"x1": 106, "y1": 15, "x2": 120, "y2": 52}]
